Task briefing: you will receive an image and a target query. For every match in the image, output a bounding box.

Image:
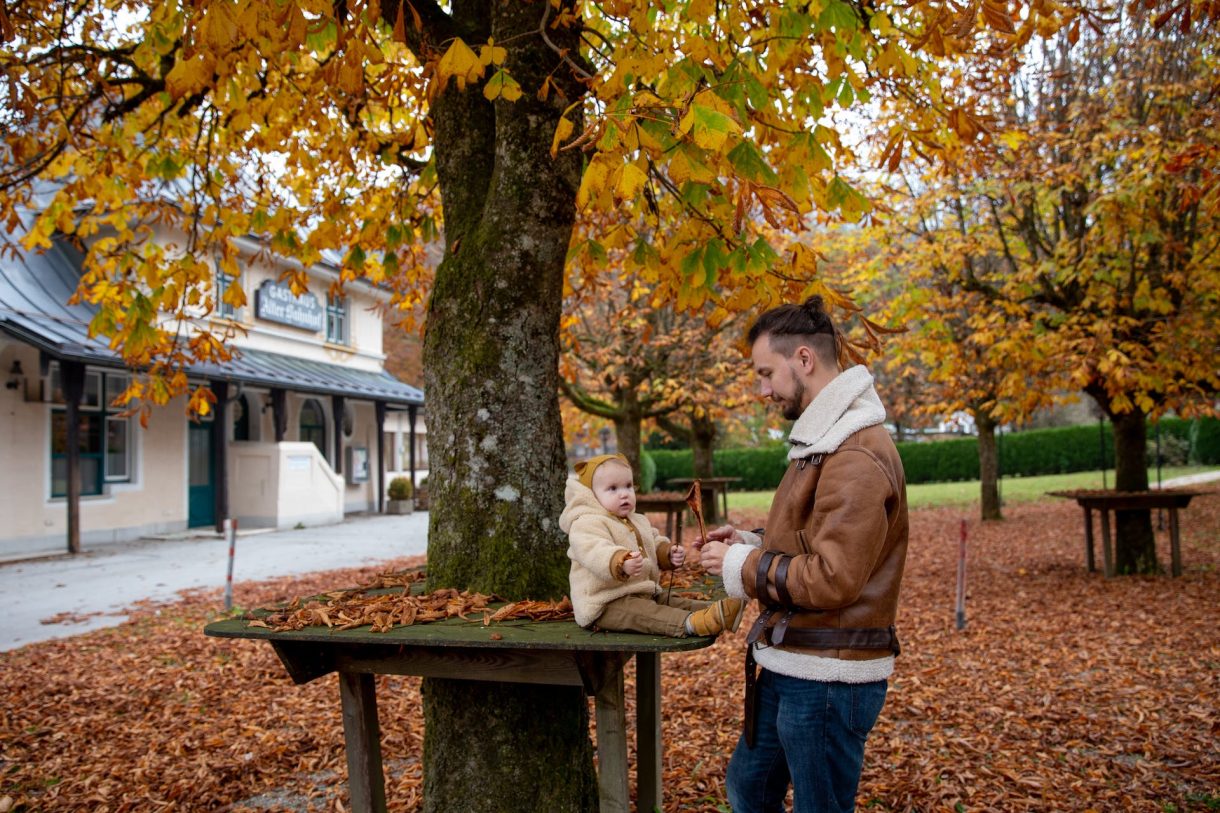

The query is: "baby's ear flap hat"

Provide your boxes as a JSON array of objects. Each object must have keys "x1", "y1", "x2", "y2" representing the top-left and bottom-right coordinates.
[{"x1": 574, "y1": 453, "x2": 631, "y2": 489}]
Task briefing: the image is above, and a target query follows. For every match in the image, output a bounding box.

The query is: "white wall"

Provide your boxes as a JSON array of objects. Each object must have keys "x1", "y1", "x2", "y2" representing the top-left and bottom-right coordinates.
[{"x1": 0, "y1": 339, "x2": 189, "y2": 560}]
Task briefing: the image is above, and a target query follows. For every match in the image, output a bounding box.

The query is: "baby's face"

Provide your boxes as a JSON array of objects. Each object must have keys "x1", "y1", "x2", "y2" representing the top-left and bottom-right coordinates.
[{"x1": 591, "y1": 461, "x2": 636, "y2": 518}]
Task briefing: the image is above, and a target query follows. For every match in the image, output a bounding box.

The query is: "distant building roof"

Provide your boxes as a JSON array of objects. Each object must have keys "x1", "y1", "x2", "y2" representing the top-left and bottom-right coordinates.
[{"x1": 0, "y1": 223, "x2": 423, "y2": 407}]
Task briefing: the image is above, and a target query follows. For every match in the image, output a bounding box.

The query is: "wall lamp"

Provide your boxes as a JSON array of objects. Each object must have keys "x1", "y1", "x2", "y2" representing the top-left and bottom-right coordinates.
[{"x1": 5, "y1": 360, "x2": 23, "y2": 390}]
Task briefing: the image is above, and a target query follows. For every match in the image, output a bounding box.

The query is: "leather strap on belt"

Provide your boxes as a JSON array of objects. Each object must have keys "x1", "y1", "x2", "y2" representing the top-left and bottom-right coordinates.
[{"x1": 764, "y1": 624, "x2": 902, "y2": 656}]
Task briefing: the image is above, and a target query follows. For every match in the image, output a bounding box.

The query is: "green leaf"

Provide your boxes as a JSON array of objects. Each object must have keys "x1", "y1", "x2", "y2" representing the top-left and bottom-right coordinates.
[{"x1": 727, "y1": 142, "x2": 778, "y2": 184}]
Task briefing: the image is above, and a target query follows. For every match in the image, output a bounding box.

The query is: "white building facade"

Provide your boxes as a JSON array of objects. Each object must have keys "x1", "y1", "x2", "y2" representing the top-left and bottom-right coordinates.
[{"x1": 0, "y1": 223, "x2": 427, "y2": 561}]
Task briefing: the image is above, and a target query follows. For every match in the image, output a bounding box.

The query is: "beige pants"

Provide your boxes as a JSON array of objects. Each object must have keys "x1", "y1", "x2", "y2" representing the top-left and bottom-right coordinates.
[{"x1": 594, "y1": 592, "x2": 711, "y2": 637}]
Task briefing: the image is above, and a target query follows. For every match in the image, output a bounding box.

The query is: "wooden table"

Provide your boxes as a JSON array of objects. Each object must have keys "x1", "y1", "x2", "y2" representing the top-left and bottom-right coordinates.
[
  {"x1": 205, "y1": 605, "x2": 713, "y2": 813},
  {"x1": 635, "y1": 491, "x2": 689, "y2": 541},
  {"x1": 1048, "y1": 489, "x2": 1208, "y2": 577},
  {"x1": 665, "y1": 477, "x2": 742, "y2": 524}
]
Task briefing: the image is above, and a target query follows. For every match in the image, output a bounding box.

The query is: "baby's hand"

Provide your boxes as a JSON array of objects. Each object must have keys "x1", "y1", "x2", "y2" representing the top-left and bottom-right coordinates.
[
  {"x1": 623, "y1": 551, "x2": 645, "y2": 578},
  {"x1": 669, "y1": 544, "x2": 687, "y2": 568}
]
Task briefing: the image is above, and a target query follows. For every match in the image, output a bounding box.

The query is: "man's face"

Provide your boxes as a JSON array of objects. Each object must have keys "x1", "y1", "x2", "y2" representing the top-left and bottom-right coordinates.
[
  {"x1": 751, "y1": 336, "x2": 808, "y2": 421},
  {"x1": 591, "y1": 461, "x2": 636, "y2": 518}
]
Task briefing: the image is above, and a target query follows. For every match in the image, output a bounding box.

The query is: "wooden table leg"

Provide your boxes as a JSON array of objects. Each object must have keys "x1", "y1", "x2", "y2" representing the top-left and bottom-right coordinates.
[
  {"x1": 1098, "y1": 509, "x2": 1114, "y2": 578},
  {"x1": 594, "y1": 664, "x2": 630, "y2": 813},
  {"x1": 721, "y1": 485, "x2": 730, "y2": 525},
  {"x1": 339, "y1": 672, "x2": 387, "y2": 813},
  {"x1": 1082, "y1": 506, "x2": 1095, "y2": 573},
  {"x1": 636, "y1": 652, "x2": 662, "y2": 813},
  {"x1": 1169, "y1": 508, "x2": 1182, "y2": 577}
]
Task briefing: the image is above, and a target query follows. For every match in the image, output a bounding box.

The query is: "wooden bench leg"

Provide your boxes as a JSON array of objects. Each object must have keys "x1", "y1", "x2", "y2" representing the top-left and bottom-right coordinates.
[
  {"x1": 1099, "y1": 509, "x2": 1114, "y2": 578},
  {"x1": 339, "y1": 672, "x2": 387, "y2": 813},
  {"x1": 636, "y1": 653, "x2": 662, "y2": 813},
  {"x1": 1169, "y1": 508, "x2": 1182, "y2": 577},
  {"x1": 594, "y1": 665, "x2": 630, "y2": 813},
  {"x1": 1082, "y1": 506, "x2": 1095, "y2": 573}
]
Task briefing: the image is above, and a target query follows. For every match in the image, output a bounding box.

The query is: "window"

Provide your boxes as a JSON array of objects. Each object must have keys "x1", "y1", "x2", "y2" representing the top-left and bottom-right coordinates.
[
  {"x1": 300, "y1": 399, "x2": 327, "y2": 459},
  {"x1": 216, "y1": 265, "x2": 241, "y2": 320},
  {"x1": 49, "y1": 368, "x2": 133, "y2": 497},
  {"x1": 325, "y1": 295, "x2": 348, "y2": 344}
]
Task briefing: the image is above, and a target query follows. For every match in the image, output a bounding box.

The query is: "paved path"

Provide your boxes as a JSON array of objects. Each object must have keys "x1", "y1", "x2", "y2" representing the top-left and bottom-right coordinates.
[{"x1": 0, "y1": 512, "x2": 429, "y2": 652}]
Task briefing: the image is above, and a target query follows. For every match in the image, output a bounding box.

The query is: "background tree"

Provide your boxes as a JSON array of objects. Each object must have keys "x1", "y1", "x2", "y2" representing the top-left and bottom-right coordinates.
[
  {"x1": 1, "y1": 0, "x2": 1101, "y2": 807},
  {"x1": 970, "y1": 12, "x2": 1219, "y2": 568},
  {"x1": 857, "y1": 180, "x2": 1065, "y2": 520}
]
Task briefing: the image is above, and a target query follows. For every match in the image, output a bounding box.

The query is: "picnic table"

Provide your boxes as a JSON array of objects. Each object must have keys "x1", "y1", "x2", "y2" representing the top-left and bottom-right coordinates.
[
  {"x1": 665, "y1": 477, "x2": 741, "y2": 524},
  {"x1": 205, "y1": 594, "x2": 715, "y2": 813},
  {"x1": 1048, "y1": 489, "x2": 1209, "y2": 577},
  {"x1": 635, "y1": 491, "x2": 690, "y2": 541}
]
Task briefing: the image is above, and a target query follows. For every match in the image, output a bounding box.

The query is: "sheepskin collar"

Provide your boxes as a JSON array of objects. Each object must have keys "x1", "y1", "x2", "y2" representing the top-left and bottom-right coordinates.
[{"x1": 787, "y1": 365, "x2": 887, "y2": 460}]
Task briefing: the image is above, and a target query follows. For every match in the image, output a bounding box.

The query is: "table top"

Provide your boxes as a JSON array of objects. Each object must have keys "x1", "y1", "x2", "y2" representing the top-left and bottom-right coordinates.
[
  {"x1": 636, "y1": 492, "x2": 690, "y2": 508},
  {"x1": 1048, "y1": 488, "x2": 1210, "y2": 509},
  {"x1": 204, "y1": 587, "x2": 717, "y2": 654},
  {"x1": 666, "y1": 477, "x2": 742, "y2": 486}
]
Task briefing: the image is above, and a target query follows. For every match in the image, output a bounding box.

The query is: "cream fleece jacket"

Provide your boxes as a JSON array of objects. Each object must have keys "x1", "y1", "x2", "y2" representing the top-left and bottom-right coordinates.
[{"x1": 560, "y1": 475, "x2": 672, "y2": 628}]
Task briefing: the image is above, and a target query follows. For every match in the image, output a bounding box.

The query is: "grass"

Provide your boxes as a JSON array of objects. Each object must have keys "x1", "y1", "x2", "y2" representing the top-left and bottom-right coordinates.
[{"x1": 726, "y1": 465, "x2": 1220, "y2": 512}]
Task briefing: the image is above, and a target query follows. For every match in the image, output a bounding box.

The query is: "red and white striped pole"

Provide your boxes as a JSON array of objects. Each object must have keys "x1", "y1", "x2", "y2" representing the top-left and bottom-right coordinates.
[
  {"x1": 224, "y1": 517, "x2": 238, "y2": 611},
  {"x1": 955, "y1": 518, "x2": 967, "y2": 631}
]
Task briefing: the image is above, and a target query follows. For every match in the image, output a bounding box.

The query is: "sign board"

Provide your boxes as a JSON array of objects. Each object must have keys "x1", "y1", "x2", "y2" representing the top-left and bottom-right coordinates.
[{"x1": 255, "y1": 280, "x2": 324, "y2": 332}]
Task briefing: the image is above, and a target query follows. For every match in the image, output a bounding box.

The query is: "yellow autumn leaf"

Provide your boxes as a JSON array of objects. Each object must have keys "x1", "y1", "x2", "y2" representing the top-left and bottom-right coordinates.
[
  {"x1": 614, "y1": 162, "x2": 648, "y2": 202},
  {"x1": 164, "y1": 52, "x2": 216, "y2": 100},
  {"x1": 576, "y1": 155, "x2": 612, "y2": 209},
  {"x1": 436, "y1": 38, "x2": 484, "y2": 92},
  {"x1": 550, "y1": 115, "x2": 574, "y2": 158},
  {"x1": 480, "y1": 39, "x2": 508, "y2": 67},
  {"x1": 483, "y1": 69, "x2": 523, "y2": 102}
]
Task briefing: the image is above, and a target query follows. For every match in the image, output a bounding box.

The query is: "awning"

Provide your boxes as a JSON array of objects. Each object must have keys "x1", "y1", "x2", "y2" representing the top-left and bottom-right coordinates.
[
  {"x1": 193, "y1": 348, "x2": 423, "y2": 406},
  {"x1": 0, "y1": 225, "x2": 423, "y2": 407}
]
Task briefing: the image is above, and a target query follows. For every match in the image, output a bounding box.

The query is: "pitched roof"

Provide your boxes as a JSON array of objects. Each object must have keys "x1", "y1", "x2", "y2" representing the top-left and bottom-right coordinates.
[{"x1": 0, "y1": 223, "x2": 423, "y2": 407}]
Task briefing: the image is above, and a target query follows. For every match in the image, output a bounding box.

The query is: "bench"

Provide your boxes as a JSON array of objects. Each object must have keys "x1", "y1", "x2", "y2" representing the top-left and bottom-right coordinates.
[
  {"x1": 205, "y1": 596, "x2": 715, "y2": 812},
  {"x1": 1048, "y1": 488, "x2": 1209, "y2": 576}
]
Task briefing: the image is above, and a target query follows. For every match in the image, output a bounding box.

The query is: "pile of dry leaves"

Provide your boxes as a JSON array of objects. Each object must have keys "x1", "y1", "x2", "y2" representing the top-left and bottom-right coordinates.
[{"x1": 2, "y1": 494, "x2": 1217, "y2": 811}]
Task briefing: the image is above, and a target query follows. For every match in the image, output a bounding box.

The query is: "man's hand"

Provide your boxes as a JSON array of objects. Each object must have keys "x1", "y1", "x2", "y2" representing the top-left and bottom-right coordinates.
[
  {"x1": 669, "y1": 544, "x2": 687, "y2": 568},
  {"x1": 622, "y1": 551, "x2": 644, "y2": 578},
  {"x1": 700, "y1": 539, "x2": 730, "y2": 576},
  {"x1": 692, "y1": 524, "x2": 742, "y2": 551}
]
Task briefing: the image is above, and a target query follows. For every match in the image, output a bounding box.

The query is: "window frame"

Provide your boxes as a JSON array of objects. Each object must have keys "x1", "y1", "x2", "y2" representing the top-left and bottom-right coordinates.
[
  {"x1": 215, "y1": 262, "x2": 242, "y2": 320},
  {"x1": 48, "y1": 365, "x2": 135, "y2": 497},
  {"x1": 325, "y1": 294, "x2": 348, "y2": 345}
]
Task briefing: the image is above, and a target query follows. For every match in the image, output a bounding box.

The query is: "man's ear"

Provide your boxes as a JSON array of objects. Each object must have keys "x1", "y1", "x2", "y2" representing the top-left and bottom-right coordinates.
[{"x1": 794, "y1": 345, "x2": 817, "y2": 373}]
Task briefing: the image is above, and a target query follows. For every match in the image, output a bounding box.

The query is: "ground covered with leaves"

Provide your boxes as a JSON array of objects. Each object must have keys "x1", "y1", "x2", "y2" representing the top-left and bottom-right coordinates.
[{"x1": 2, "y1": 495, "x2": 1217, "y2": 812}]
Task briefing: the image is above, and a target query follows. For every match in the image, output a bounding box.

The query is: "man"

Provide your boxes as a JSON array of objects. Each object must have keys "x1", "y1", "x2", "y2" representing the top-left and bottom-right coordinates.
[{"x1": 698, "y1": 295, "x2": 909, "y2": 813}]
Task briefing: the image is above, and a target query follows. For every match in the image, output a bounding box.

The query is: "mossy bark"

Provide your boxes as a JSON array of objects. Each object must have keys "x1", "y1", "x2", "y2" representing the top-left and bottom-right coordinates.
[{"x1": 407, "y1": 1, "x2": 598, "y2": 810}]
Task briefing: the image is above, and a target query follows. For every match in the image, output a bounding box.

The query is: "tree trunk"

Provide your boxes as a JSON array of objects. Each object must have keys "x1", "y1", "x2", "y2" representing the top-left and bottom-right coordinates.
[
  {"x1": 1111, "y1": 409, "x2": 1158, "y2": 574},
  {"x1": 419, "y1": 2, "x2": 597, "y2": 810},
  {"x1": 976, "y1": 413, "x2": 1002, "y2": 521},
  {"x1": 691, "y1": 413, "x2": 716, "y2": 480},
  {"x1": 613, "y1": 390, "x2": 644, "y2": 477}
]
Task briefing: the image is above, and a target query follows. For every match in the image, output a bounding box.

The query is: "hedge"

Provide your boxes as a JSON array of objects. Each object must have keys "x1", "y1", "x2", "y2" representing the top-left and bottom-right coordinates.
[{"x1": 646, "y1": 417, "x2": 1220, "y2": 489}]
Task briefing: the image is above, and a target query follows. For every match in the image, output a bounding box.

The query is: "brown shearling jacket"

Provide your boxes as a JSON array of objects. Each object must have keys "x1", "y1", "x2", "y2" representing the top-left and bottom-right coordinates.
[{"x1": 739, "y1": 422, "x2": 908, "y2": 662}]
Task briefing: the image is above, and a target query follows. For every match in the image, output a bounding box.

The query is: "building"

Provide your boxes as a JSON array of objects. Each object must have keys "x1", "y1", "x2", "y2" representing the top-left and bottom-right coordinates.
[{"x1": 0, "y1": 216, "x2": 427, "y2": 561}]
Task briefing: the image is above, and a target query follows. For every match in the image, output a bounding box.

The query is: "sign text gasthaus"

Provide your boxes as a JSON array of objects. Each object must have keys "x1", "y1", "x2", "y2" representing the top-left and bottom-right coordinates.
[{"x1": 255, "y1": 280, "x2": 324, "y2": 332}]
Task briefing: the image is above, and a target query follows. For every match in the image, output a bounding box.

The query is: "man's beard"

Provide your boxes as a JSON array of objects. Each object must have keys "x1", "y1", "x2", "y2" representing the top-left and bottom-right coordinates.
[{"x1": 780, "y1": 377, "x2": 806, "y2": 420}]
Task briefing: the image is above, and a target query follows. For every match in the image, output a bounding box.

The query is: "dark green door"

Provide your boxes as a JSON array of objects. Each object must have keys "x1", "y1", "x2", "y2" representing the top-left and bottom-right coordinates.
[{"x1": 188, "y1": 420, "x2": 215, "y2": 528}]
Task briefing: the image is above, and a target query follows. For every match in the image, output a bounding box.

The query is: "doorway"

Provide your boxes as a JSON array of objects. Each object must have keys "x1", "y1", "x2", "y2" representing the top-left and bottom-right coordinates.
[{"x1": 188, "y1": 420, "x2": 215, "y2": 528}]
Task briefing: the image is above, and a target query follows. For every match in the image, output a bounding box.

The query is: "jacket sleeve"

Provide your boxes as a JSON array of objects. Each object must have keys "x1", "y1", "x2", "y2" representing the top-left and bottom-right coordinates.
[
  {"x1": 653, "y1": 527, "x2": 675, "y2": 570},
  {"x1": 740, "y1": 449, "x2": 895, "y2": 610},
  {"x1": 567, "y1": 515, "x2": 632, "y2": 582}
]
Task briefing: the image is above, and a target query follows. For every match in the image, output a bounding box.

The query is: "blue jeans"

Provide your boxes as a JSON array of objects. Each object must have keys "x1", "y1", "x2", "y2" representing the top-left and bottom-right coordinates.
[{"x1": 726, "y1": 669, "x2": 888, "y2": 813}]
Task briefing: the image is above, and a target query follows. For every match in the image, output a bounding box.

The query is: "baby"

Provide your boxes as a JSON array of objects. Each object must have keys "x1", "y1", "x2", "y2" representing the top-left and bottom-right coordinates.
[{"x1": 560, "y1": 453, "x2": 743, "y2": 637}]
